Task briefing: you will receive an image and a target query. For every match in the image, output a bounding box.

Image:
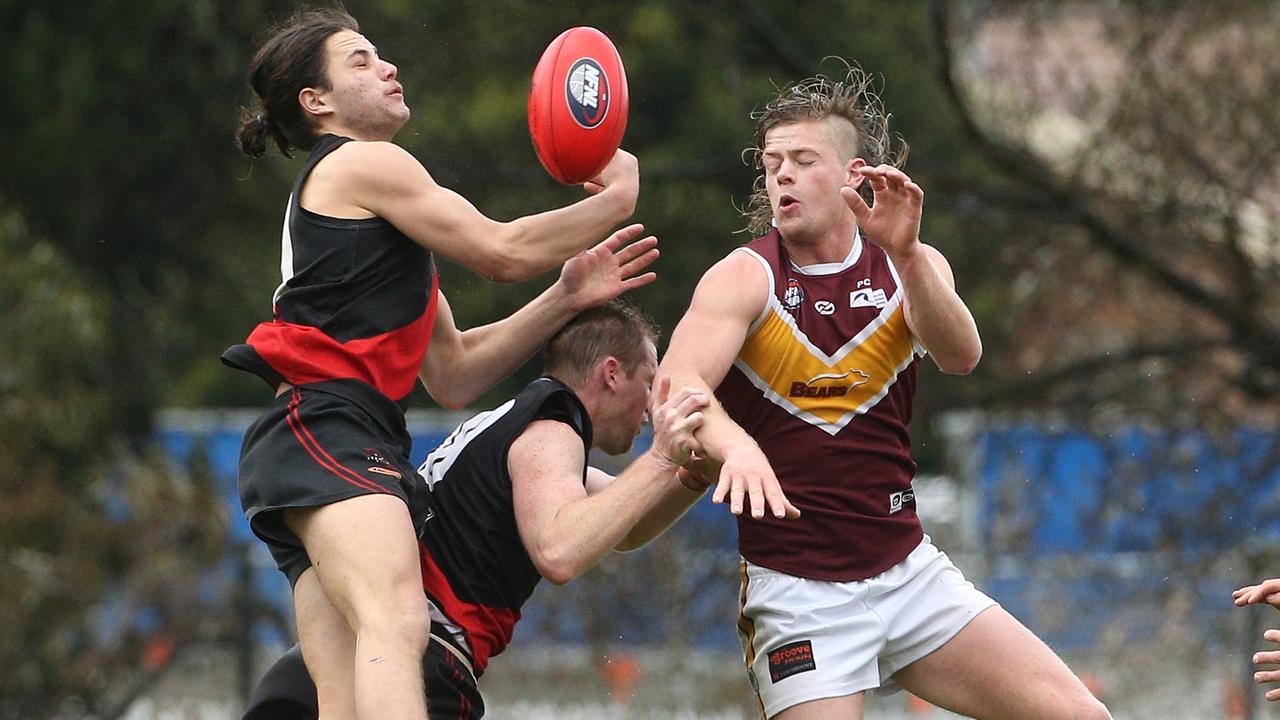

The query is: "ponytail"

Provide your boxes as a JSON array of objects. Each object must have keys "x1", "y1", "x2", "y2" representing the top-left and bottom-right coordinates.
[{"x1": 236, "y1": 107, "x2": 291, "y2": 158}]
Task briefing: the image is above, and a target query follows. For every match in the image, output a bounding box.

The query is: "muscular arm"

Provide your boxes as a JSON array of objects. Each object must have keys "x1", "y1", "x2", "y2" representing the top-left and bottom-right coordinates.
[
  {"x1": 510, "y1": 386, "x2": 705, "y2": 585},
  {"x1": 658, "y1": 253, "x2": 799, "y2": 520},
  {"x1": 316, "y1": 142, "x2": 639, "y2": 282},
  {"x1": 842, "y1": 166, "x2": 981, "y2": 374},
  {"x1": 894, "y1": 243, "x2": 982, "y2": 375},
  {"x1": 583, "y1": 466, "x2": 703, "y2": 552},
  {"x1": 421, "y1": 226, "x2": 658, "y2": 408}
]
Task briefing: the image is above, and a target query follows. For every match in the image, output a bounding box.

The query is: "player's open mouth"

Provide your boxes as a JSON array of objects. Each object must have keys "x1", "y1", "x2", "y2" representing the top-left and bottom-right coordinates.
[{"x1": 779, "y1": 195, "x2": 799, "y2": 211}]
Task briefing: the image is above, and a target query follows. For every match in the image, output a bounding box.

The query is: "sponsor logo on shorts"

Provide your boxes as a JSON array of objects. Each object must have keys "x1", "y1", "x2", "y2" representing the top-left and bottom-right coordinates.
[
  {"x1": 566, "y1": 58, "x2": 609, "y2": 128},
  {"x1": 368, "y1": 466, "x2": 403, "y2": 480},
  {"x1": 788, "y1": 369, "x2": 869, "y2": 399},
  {"x1": 889, "y1": 488, "x2": 915, "y2": 514},
  {"x1": 767, "y1": 639, "x2": 816, "y2": 683},
  {"x1": 364, "y1": 448, "x2": 388, "y2": 464}
]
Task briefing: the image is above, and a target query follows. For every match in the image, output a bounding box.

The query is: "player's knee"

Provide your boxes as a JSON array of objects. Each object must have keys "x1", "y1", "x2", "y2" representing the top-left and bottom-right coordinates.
[
  {"x1": 355, "y1": 590, "x2": 431, "y2": 651},
  {"x1": 384, "y1": 593, "x2": 432, "y2": 649}
]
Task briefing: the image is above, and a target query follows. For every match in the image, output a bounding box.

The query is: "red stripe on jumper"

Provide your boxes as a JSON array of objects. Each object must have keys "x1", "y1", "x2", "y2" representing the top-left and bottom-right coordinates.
[
  {"x1": 418, "y1": 545, "x2": 518, "y2": 674},
  {"x1": 248, "y1": 273, "x2": 440, "y2": 402},
  {"x1": 285, "y1": 391, "x2": 386, "y2": 494}
]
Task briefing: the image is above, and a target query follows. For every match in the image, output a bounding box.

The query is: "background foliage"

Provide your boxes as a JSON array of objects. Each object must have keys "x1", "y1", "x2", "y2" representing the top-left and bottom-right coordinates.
[{"x1": 1, "y1": 0, "x2": 1277, "y2": 717}]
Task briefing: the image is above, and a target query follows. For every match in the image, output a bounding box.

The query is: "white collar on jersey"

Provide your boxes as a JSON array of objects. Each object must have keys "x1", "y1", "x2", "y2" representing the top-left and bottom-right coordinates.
[{"x1": 789, "y1": 230, "x2": 863, "y2": 276}]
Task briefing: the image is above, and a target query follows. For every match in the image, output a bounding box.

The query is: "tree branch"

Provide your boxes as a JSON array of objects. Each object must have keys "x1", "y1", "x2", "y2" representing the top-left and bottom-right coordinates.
[
  {"x1": 928, "y1": 0, "x2": 1245, "y2": 332},
  {"x1": 975, "y1": 338, "x2": 1231, "y2": 406}
]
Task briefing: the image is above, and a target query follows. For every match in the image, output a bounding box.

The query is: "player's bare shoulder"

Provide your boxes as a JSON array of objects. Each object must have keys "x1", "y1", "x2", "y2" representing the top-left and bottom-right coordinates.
[
  {"x1": 692, "y1": 247, "x2": 771, "y2": 321},
  {"x1": 325, "y1": 140, "x2": 432, "y2": 190}
]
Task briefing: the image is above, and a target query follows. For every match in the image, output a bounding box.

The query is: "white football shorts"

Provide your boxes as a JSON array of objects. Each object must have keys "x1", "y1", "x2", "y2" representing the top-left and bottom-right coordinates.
[{"x1": 737, "y1": 536, "x2": 997, "y2": 718}]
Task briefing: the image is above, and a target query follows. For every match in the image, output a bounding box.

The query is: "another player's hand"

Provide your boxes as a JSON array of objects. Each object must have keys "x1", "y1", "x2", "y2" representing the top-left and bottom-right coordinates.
[
  {"x1": 1235, "y1": 578, "x2": 1280, "y2": 609},
  {"x1": 1254, "y1": 629, "x2": 1280, "y2": 701},
  {"x1": 558, "y1": 223, "x2": 658, "y2": 312},
  {"x1": 841, "y1": 164, "x2": 923, "y2": 260},
  {"x1": 715, "y1": 442, "x2": 800, "y2": 520},
  {"x1": 677, "y1": 452, "x2": 721, "y2": 493},
  {"x1": 647, "y1": 375, "x2": 708, "y2": 469}
]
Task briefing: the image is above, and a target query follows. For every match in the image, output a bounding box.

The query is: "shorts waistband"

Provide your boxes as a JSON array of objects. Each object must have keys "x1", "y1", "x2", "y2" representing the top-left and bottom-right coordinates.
[
  {"x1": 431, "y1": 630, "x2": 476, "y2": 680},
  {"x1": 285, "y1": 379, "x2": 411, "y2": 445}
]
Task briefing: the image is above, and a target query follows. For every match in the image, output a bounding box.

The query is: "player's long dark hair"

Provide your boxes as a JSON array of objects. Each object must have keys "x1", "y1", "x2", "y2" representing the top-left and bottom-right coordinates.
[
  {"x1": 741, "y1": 59, "x2": 909, "y2": 236},
  {"x1": 236, "y1": 7, "x2": 358, "y2": 158}
]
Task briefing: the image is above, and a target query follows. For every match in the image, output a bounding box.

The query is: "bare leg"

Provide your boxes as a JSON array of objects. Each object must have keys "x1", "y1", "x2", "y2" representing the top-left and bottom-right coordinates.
[
  {"x1": 289, "y1": 494, "x2": 430, "y2": 720},
  {"x1": 294, "y1": 567, "x2": 357, "y2": 719},
  {"x1": 773, "y1": 692, "x2": 864, "y2": 720},
  {"x1": 893, "y1": 606, "x2": 1110, "y2": 720}
]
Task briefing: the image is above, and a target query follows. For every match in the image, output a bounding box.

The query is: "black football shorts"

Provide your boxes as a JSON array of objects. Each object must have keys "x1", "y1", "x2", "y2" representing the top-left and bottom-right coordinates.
[{"x1": 237, "y1": 379, "x2": 423, "y2": 586}]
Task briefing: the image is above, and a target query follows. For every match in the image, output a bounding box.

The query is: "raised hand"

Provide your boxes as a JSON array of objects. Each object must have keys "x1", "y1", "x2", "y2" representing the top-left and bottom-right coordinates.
[
  {"x1": 1254, "y1": 629, "x2": 1280, "y2": 701},
  {"x1": 647, "y1": 374, "x2": 708, "y2": 468},
  {"x1": 841, "y1": 164, "x2": 924, "y2": 259},
  {"x1": 558, "y1": 223, "x2": 658, "y2": 312},
  {"x1": 583, "y1": 148, "x2": 639, "y2": 198},
  {"x1": 1235, "y1": 578, "x2": 1280, "y2": 609}
]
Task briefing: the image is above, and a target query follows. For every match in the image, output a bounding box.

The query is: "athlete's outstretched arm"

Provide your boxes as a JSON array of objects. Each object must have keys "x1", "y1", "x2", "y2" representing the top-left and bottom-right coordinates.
[
  {"x1": 511, "y1": 382, "x2": 707, "y2": 585},
  {"x1": 659, "y1": 253, "x2": 800, "y2": 520},
  {"x1": 334, "y1": 143, "x2": 639, "y2": 282},
  {"x1": 420, "y1": 224, "x2": 658, "y2": 409},
  {"x1": 842, "y1": 166, "x2": 981, "y2": 374},
  {"x1": 586, "y1": 451, "x2": 721, "y2": 551}
]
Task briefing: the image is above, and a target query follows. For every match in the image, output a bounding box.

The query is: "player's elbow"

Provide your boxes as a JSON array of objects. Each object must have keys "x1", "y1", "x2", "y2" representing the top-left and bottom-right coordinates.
[
  {"x1": 532, "y1": 546, "x2": 587, "y2": 586},
  {"x1": 537, "y1": 560, "x2": 579, "y2": 587},
  {"x1": 936, "y1": 343, "x2": 982, "y2": 375}
]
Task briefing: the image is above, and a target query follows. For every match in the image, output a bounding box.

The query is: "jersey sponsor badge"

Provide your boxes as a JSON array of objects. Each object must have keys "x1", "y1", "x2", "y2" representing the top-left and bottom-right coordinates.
[
  {"x1": 850, "y1": 287, "x2": 888, "y2": 309},
  {"x1": 767, "y1": 639, "x2": 817, "y2": 682},
  {"x1": 814, "y1": 300, "x2": 836, "y2": 315},
  {"x1": 889, "y1": 488, "x2": 915, "y2": 514}
]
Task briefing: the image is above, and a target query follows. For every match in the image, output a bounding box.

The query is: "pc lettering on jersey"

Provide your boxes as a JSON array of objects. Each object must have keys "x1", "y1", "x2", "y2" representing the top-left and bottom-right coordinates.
[{"x1": 767, "y1": 640, "x2": 817, "y2": 682}]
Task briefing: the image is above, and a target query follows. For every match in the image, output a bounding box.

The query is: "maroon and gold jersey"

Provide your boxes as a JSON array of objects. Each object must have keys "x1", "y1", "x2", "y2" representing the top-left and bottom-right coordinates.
[{"x1": 717, "y1": 230, "x2": 924, "y2": 582}]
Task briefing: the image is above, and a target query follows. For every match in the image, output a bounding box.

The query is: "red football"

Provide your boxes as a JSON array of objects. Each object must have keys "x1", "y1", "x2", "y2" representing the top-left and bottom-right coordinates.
[{"x1": 528, "y1": 27, "x2": 629, "y2": 185}]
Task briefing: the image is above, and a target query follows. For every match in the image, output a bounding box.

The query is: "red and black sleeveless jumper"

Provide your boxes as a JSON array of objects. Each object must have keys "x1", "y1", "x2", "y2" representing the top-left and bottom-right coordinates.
[{"x1": 223, "y1": 134, "x2": 440, "y2": 585}]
